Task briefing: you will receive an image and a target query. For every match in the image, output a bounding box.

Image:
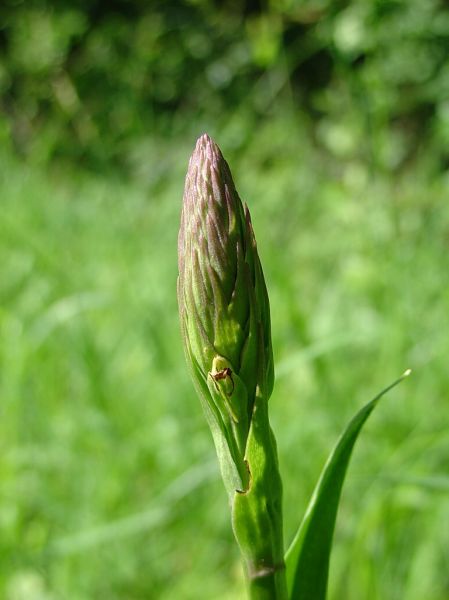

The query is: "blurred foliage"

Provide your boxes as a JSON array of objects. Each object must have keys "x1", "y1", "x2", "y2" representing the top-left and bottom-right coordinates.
[
  {"x1": 1, "y1": 121, "x2": 449, "y2": 599},
  {"x1": 1, "y1": 2, "x2": 449, "y2": 600},
  {"x1": 1, "y1": 0, "x2": 449, "y2": 175}
]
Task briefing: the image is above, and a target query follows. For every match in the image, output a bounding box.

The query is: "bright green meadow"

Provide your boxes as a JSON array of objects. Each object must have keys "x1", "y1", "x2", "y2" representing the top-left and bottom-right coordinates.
[{"x1": 1, "y1": 2, "x2": 449, "y2": 599}]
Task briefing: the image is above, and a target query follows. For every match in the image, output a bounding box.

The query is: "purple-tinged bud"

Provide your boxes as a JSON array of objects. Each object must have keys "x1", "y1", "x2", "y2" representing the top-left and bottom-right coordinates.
[{"x1": 177, "y1": 134, "x2": 274, "y2": 492}]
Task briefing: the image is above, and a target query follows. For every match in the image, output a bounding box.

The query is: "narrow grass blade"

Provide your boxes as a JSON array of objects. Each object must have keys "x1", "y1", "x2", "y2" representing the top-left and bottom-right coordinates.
[{"x1": 285, "y1": 369, "x2": 411, "y2": 600}]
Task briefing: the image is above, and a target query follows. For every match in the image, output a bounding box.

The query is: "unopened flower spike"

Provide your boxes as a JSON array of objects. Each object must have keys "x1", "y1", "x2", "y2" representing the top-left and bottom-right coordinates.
[{"x1": 178, "y1": 134, "x2": 287, "y2": 599}]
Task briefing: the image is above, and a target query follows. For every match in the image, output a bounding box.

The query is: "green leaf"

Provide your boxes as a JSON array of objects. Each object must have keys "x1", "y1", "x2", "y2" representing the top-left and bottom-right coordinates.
[{"x1": 285, "y1": 369, "x2": 411, "y2": 600}]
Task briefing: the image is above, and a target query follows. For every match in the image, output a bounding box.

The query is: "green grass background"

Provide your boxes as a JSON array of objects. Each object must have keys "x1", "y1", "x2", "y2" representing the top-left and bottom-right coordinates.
[
  {"x1": 1, "y1": 2, "x2": 449, "y2": 599},
  {"x1": 2, "y1": 119, "x2": 448, "y2": 599}
]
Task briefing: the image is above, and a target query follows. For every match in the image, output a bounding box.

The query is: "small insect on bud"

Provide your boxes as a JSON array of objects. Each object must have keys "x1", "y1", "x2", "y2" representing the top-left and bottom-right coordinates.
[{"x1": 177, "y1": 133, "x2": 274, "y2": 493}]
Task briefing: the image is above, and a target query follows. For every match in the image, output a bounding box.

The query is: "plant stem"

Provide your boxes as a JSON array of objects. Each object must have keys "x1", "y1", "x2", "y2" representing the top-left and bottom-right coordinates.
[
  {"x1": 232, "y1": 393, "x2": 288, "y2": 600},
  {"x1": 248, "y1": 563, "x2": 288, "y2": 600}
]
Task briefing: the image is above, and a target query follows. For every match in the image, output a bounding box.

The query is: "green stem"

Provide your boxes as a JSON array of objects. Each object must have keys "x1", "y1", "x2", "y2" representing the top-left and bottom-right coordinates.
[
  {"x1": 232, "y1": 393, "x2": 288, "y2": 600},
  {"x1": 248, "y1": 563, "x2": 288, "y2": 600}
]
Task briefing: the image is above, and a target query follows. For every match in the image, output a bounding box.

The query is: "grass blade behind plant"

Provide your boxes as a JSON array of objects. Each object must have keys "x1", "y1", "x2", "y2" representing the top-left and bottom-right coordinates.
[{"x1": 285, "y1": 370, "x2": 411, "y2": 600}]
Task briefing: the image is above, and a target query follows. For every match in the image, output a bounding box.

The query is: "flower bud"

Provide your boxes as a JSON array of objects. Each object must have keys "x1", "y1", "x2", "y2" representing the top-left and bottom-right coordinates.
[{"x1": 178, "y1": 134, "x2": 274, "y2": 492}]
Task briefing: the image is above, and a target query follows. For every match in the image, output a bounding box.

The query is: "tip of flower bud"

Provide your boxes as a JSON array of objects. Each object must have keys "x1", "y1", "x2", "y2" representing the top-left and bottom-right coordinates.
[
  {"x1": 197, "y1": 132, "x2": 213, "y2": 145},
  {"x1": 191, "y1": 133, "x2": 223, "y2": 169}
]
